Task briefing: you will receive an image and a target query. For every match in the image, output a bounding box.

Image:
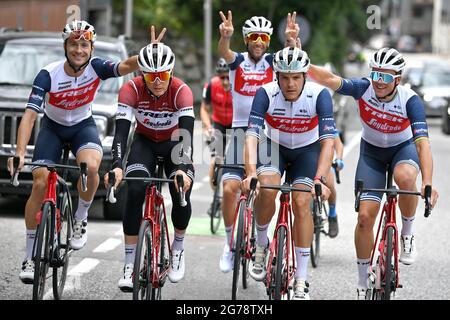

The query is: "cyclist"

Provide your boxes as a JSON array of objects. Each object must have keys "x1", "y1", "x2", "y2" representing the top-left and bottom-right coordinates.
[
  {"x1": 326, "y1": 133, "x2": 344, "y2": 238},
  {"x1": 7, "y1": 20, "x2": 143, "y2": 284},
  {"x1": 217, "y1": 10, "x2": 299, "y2": 273},
  {"x1": 243, "y1": 47, "x2": 336, "y2": 300},
  {"x1": 103, "y1": 43, "x2": 195, "y2": 291},
  {"x1": 199, "y1": 58, "x2": 233, "y2": 195},
  {"x1": 306, "y1": 47, "x2": 439, "y2": 299}
]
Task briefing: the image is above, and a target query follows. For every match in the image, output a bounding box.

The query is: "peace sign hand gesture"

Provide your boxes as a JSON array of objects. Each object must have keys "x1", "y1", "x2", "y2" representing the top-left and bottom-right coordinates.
[
  {"x1": 219, "y1": 10, "x2": 234, "y2": 39},
  {"x1": 284, "y1": 11, "x2": 301, "y2": 49},
  {"x1": 149, "y1": 25, "x2": 167, "y2": 43}
]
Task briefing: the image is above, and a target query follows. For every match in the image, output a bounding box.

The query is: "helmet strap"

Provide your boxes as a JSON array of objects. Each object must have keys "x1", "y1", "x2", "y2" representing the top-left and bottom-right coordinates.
[
  {"x1": 246, "y1": 43, "x2": 264, "y2": 63},
  {"x1": 376, "y1": 83, "x2": 398, "y2": 101},
  {"x1": 64, "y1": 44, "x2": 92, "y2": 74}
]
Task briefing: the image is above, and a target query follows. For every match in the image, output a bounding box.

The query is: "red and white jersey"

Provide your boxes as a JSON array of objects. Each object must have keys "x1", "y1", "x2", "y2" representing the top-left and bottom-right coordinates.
[
  {"x1": 117, "y1": 76, "x2": 194, "y2": 142},
  {"x1": 26, "y1": 58, "x2": 120, "y2": 126},
  {"x1": 228, "y1": 52, "x2": 274, "y2": 128}
]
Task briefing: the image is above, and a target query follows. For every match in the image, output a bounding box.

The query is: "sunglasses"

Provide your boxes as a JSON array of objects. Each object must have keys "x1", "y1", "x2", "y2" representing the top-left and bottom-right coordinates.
[
  {"x1": 370, "y1": 71, "x2": 401, "y2": 84},
  {"x1": 246, "y1": 33, "x2": 271, "y2": 43},
  {"x1": 219, "y1": 75, "x2": 229, "y2": 80},
  {"x1": 69, "y1": 30, "x2": 94, "y2": 41},
  {"x1": 143, "y1": 71, "x2": 171, "y2": 83}
]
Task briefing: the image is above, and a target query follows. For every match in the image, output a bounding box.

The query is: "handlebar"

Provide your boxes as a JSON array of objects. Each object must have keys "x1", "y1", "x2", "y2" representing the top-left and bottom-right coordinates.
[
  {"x1": 355, "y1": 179, "x2": 432, "y2": 217},
  {"x1": 332, "y1": 160, "x2": 341, "y2": 184},
  {"x1": 10, "y1": 156, "x2": 87, "y2": 191},
  {"x1": 106, "y1": 170, "x2": 187, "y2": 207}
]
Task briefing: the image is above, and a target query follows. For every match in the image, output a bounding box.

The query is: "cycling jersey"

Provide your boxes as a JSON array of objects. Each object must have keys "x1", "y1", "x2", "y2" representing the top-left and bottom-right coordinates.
[
  {"x1": 337, "y1": 78, "x2": 428, "y2": 148},
  {"x1": 247, "y1": 81, "x2": 336, "y2": 149},
  {"x1": 202, "y1": 76, "x2": 233, "y2": 126},
  {"x1": 228, "y1": 52, "x2": 274, "y2": 128},
  {"x1": 116, "y1": 76, "x2": 195, "y2": 142},
  {"x1": 26, "y1": 57, "x2": 120, "y2": 126}
]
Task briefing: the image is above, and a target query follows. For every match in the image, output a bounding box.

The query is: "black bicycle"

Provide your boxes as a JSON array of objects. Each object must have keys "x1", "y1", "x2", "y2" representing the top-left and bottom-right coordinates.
[{"x1": 11, "y1": 144, "x2": 87, "y2": 300}]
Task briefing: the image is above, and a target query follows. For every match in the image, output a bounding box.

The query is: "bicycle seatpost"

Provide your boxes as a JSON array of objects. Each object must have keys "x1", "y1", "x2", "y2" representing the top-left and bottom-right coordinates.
[
  {"x1": 424, "y1": 185, "x2": 432, "y2": 218},
  {"x1": 176, "y1": 174, "x2": 187, "y2": 207},
  {"x1": 107, "y1": 170, "x2": 117, "y2": 203},
  {"x1": 11, "y1": 156, "x2": 20, "y2": 187},
  {"x1": 80, "y1": 162, "x2": 88, "y2": 193}
]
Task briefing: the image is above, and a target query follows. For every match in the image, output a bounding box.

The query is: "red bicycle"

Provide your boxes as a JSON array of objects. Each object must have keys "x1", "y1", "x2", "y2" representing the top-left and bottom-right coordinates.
[
  {"x1": 355, "y1": 169, "x2": 432, "y2": 300},
  {"x1": 259, "y1": 182, "x2": 321, "y2": 300},
  {"x1": 230, "y1": 176, "x2": 257, "y2": 300},
  {"x1": 107, "y1": 157, "x2": 186, "y2": 300},
  {"x1": 11, "y1": 146, "x2": 87, "y2": 300}
]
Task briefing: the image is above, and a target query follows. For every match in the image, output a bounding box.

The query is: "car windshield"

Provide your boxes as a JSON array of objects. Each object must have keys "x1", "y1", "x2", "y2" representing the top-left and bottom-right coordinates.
[
  {"x1": 422, "y1": 69, "x2": 450, "y2": 87},
  {"x1": 0, "y1": 41, "x2": 123, "y2": 92}
]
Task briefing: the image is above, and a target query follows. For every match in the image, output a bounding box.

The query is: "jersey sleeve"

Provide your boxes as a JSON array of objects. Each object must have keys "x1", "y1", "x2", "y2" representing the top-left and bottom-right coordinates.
[
  {"x1": 406, "y1": 95, "x2": 429, "y2": 141},
  {"x1": 316, "y1": 88, "x2": 337, "y2": 140},
  {"x1": 336, "y1": 78, "x2": 371, "y2": 100},
  {"x1": 229, "y1": 52, "x2": 243, "y2": 71},
  {"x1": 91, "y1": 57, "x2": 121, "y2": 80},
  {"x1": 26, "y1": 69, "x2": 51, "y2": 113},
  {"x1": 175, "y1": 84, "x2": 195, "y2": 118},
  {"x1": 202, "y1": 82, "x2": 212, "y2": 104},
  {"x1": 117, "y1": 80, "x2": 138, "y2": 122},
  {"x1": 265, "y1": 53, "x2": 274, "y2": 67},
  {"x1": 247, "y1": 87, "x2": 270, "y2": 140}
]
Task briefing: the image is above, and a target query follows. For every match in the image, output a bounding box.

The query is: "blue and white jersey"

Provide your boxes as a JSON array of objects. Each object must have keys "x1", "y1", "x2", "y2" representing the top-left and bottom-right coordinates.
[
  {"x1": 337, "y1": 78, "x2": 429, "y2": 148},
  {"x1": 26, "y1": 57, "x2": 120, "y2": 126},
  {"x1": 247, "y1": 81, "x2": 336, "y2": 149}
]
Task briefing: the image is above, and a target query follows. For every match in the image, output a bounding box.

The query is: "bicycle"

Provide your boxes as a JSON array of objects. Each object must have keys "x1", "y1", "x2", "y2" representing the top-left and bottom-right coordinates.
[
  {"x1": 10, "y1": 145, "x2": 87, "y2": 300},
  {"x1": 259, "y1": 182, "x2": 321, "y2": 300},
  {"x1": 310, "y1": 162, "x2": 341, "y2": 268},
  {"x1": 354, "y1": 168, "x2": 432, "y2": 300},
  {"x1": 209, "y1": 161, "x2": 223, "y2": 234},
  {"x1": 230, "y1": 176, "x2": 257, "y2": 300},
  {"x1": 107, "y1": 157, "x2": 186, "y2": 300}
]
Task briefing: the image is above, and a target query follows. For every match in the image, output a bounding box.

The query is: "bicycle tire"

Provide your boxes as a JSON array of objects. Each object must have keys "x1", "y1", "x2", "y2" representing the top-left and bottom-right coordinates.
[
  {"x1": 52, "y1": 192, "x2": 72, "y2": 300},
  {"x1": 133, "y1": 220, "x2": 152, "y2": 300},
  {"x1": 231, "y1": 199, "x2": 246, "y2": 300},
  {"x1": 33, "y1": 202, "x2": 52, "y2": 300},
  {"x1": 242, "y1": 208, "x2": 254, "y2": 290},
  {"x1": 153, "y1": 204, "x2": 170, "y2": 300},
  {"x1": 310, "y1": 201, "x2": 321, "y2": 268},
  {"x1": 210, "y1": 168, "x2": 222, "y2": 234},
  {"x1": 274, "y1": 226, "x2": 287, "y2": 300},
  {"x1": 383, "y1": 227, "x2": 395, "y2": 300}
]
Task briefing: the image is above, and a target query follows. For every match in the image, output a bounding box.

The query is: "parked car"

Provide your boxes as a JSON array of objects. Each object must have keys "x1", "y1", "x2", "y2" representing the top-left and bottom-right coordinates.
[
  {"x1": 0, "y1": 31, "x2": 135, "y2": 220},
  {"x1": 402, "y1": 61, "x2": 450, "y2": 117}
]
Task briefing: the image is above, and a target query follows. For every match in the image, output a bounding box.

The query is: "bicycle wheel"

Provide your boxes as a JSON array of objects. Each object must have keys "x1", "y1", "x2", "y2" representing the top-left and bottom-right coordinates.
[
  {"x1": 153, "y1": 206, "x2": 170, "y2": 300},
  {"x1": 133, "y1": 220, "x2": 152, "y2": 300},
  {"x1": 274, "y1": 226, "x2": 287, "y2": 300},
  {"x1": 382, "y1": 227, "x2": 395, "y2": 300},
  {"x1": 242, "y1": 208, "x2": 254, "y2": 290},
  {"x1": 310, "y1": 201, "x2": 321, "y2": 268},
  {"x1": 52, "y1": 192, "x2": 72, "y2": 300},
  {"x1": 231, "y1": 200, "x2": 245, "y2": 300},
  {"x1": 33, "y1": 202, "x2": 52, "y2": 300},
  {"x1": 210, "y1": 168, "x2": 222, "y2": 234}
]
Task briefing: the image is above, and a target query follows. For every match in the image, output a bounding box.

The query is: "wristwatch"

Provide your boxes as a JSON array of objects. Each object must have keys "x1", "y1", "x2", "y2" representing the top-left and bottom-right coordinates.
[{"x1": 313, "y1": 175, "x2": 327, "y2": 185}]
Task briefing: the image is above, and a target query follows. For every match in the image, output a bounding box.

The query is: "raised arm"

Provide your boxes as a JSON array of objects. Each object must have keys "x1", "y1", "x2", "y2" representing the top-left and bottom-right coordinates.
[
  {"x1": 284, "y1": 11, "x2": 300, "y2": 48},
  {"x1": 218, "y1": 10, "x2": 235, "y2": 63},
  {"x1": 309, "y1": 64, "x2": 343, "y2": 91}
]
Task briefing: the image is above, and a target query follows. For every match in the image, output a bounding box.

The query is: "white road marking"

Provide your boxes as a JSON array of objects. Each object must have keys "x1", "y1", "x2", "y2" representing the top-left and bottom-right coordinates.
[
  {"x1": 43, "y1": 258, "x2": 100, "y2": 300},
  {"x1": 93, "y1": 238, "x2": 122, "y2": 253},
  {"x1": 343, "y1": 131, "x2": 362, "y2": 159},
  {"x1": 202, "y1": 176, "x2": 210, "y2": 183},
  {"x1": 192, "y1": 182, "x2": 203, "y2": 191},
  {"x1": 114, "y1": 228, "x2": 123, "y2": 237}
]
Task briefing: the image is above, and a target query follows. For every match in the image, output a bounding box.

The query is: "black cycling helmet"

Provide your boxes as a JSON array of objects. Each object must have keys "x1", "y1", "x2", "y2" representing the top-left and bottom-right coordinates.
[{"x1": 216, "y1": 58, "x2": 229, "y2": 73}]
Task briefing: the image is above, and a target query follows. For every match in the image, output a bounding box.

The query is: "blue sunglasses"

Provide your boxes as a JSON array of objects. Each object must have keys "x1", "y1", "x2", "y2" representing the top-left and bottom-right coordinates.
[{"x1": 370, "y1": 71, "x2": 401, "y2": 84}]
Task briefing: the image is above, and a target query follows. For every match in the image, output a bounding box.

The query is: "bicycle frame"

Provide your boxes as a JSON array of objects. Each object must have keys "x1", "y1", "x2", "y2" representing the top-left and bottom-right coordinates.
[
  {"x1": 142, "y1": 182, "x2": 172, "y2": 289},
  {"x1": 265, "y1": 187, "x2": 296, "y2": 298}
]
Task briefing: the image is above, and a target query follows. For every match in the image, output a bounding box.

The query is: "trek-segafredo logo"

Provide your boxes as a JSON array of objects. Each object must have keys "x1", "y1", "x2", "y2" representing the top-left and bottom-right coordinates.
[
  {"x1": 49, "y1": 78, "x2": 100, "y2": 110},
  {"x1": 234, "y1": 67, "x2": 273, "y2": 96}
]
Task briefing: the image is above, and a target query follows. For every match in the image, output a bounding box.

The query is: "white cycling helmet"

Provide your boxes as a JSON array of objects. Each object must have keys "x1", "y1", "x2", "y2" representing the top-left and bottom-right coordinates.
[
  {"x1": 242, "y1": 16, "x2": 273, "y2": 38},
  {"x1": 138, "y1": 43, "x2": 176, "y2": 73},
  {"x1": 62, "y1": 20, "x2": 96, "y2": 42},
  {"x1": 369, "y1": 47, "x2": 405, "y2": 73},
  {"x1": 273, "y1": 47, "x2": 310, "y2": 73}
]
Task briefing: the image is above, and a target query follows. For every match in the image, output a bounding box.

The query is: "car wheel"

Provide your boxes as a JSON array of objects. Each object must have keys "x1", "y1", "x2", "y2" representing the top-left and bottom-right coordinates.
[{"x1": 103, "y1": 182, "x2": 128, "y2": 220}]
